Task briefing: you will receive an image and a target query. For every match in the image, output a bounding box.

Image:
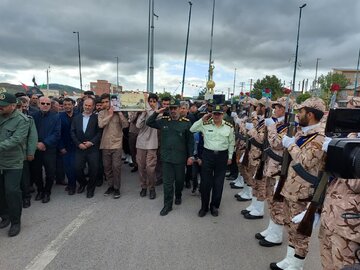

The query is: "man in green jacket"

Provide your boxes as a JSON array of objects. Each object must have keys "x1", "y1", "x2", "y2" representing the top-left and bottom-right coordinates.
[
  {"x1": 0, "y1": 92, "x2": 30, "y2": 237},
  {"x1": 146, "y1": 99, "x2": 194, "y2": 216}
]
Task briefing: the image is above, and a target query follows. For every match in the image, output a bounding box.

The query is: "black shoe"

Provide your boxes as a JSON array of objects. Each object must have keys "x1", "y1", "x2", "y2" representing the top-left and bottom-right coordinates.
[
  {"x1": 77, "y1": 185, "x2": 86, "y2": 194},
  {"x1": 185, "y1": 182, "x2": 191, "y2": 189},
  {"x1": 68, "y1": 189, "x2": 76, "y2": 196},
  {"x1": 96, "y1": 180, "x2": 103, "y2": 187},
  {"x1": 42, "y1": 194, "x2": 50, "y2": 203},
  {"x1": 226, "y1": 175, "x2": 237, "y2": 181},
  {"x1": 104, "y1": 187, "x2": 114, "y2": 196},
  {"x1": 237, "y1": 196, "x2": 251, "y2": 202},
  {"x1": 210, "y1": 207, "x2": 219, "y2": 217},
  {"x1": 8, "y1": 223, "x2": 21, "y2": 237},
  {"x1": 129, "y1": 163, "x2": 135, "y2": 168},
  {"x1": 131, "y1": 167, "x2": 138, "y2": 173},
  {"x1": 198, "y1": 209, "x2": 208, "y2": 217},
  {"x1": 0, "y1": 217, "x2": 10, "y2": 229},
  {"x1": 160, "y1": 206, "x2": 172, "y2": 216},
  {"x1": 56, "y1": 180, "x2": 67, "y2": 186},
  {"x1": 113, "y1": 189, "x2": 120, "y2": 199},
  {"x1": 140, "y1": 188, "x2": 147, "y2": 197},
  {"x1": 175, "y1": 197, "x2": 182, "y2": 205},
  {"x1": 241, "y1": 209, "x2": 250, "y2": 215},
  {"x1": 86, "y1": 191, "x2": 94, "y2": 198},
  {"x1": 149, "y1": 189, "x2": 156, "y2": 200},
  {"x1": 234, "y1": 193, "x2": 241, "y2": 198},
  {"x1": 23, "y1": 198, "x2": 31, "y2": 208},
  {"x1": 255, "y1": 232, "x2": 265, "y2": 240},
  {"x1": 155, "y1": 179, "x2": 163, "y2": 186},
  {"x1": 29, "y1": 186, "x2": 35, "y2": 193},
  {"x1": 231, "y1": 185, "x2": 242, "y2": 189},
  {"x1": 244, "y1": 212, "x2": 263, "y2": 220},
  {"x1": 259, "y1": 238, "x2": 282, "y2": 247},
  {"x1": 191, "y1": 187, "x2": 197, "y2": 194},
  {"x1": 269, "y1": 262, "x2": 284, "y2": 270},
  {"x1": 35, "y1": 192, "x2": 44, "y2": 201}
]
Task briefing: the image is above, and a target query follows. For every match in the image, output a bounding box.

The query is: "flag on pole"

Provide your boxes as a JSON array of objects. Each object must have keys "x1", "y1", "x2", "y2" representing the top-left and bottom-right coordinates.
[{"x1": 20, "y1": 82, "x2": 29, "y2": 91}]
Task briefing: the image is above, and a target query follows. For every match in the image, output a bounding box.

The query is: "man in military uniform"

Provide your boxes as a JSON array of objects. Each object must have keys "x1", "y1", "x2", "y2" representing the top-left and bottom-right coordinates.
[
  {"x1": 255, "y1": 97, "x2": 290, "y2": 247},
  {"x1": 0, "y1": 92, "x2": 30, "y2": 237},
  {"x1": 146, "y1": 99, "x2": 194, "y2": 216},
  {"x1": 270, "y1": 97, "x2": 326, "y2": 270},
  {"x1": 190, "y1": 104, "x2": 235, "y2": 217}
]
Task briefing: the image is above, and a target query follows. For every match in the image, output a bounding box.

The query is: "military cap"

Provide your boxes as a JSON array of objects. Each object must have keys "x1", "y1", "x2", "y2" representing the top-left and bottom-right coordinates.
[
  {"x1": 272, "y1": 96, "x2": 293, "y2": 108},
  {"x1": 0, "y1": 92, "x2": 17, "y2": 106},
  {"x1": 169, "y1": 99, "x2": 180, "y2": 107},
  {"x1": 294, "y1": 97, "x2": 326, "y2": 112},
  {"x1": 207, "y1": 98, "x2": 215, "y2": 107},
  {"x1": 223, "y1": 100, "x2": 231, "y2": 107},
  {"x1": 257, "y1": 97, "x2": 272, "y2": 107},
  {"x1": 212, "y1": 104, "x2": 224, "y2": 113}
]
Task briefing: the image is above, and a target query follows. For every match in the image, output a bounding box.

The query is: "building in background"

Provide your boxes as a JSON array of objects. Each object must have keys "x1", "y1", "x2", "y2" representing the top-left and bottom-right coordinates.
[{"x1": 90, "y1": 80, "x2": 122, "y2": 96}]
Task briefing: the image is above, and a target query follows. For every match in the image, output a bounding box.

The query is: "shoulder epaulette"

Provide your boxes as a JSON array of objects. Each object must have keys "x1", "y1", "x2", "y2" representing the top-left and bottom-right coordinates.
[
  {"x1": 162, "y1": 116, "x2": 170, "y2": 119},
  {"x1": 225, "y1": 122, "x2": 234, "y2": 129},
  {"x1": 179, "y1": 117, "x2": 190, "y2": 122}
]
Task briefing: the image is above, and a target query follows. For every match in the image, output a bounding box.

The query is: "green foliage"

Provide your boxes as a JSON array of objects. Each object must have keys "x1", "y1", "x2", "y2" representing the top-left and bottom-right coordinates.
[
  {"x1": 251, "y1": 75, "x2": 283, "y2": 100},
  {"x1": 318, "y1": 72, "x2": 350, "y2": 103},
  {"x1": 157, "y1": 91, "x2": 173, "y2": 100},
  {"x1": 296, "y1": 92, "x2": 312, "y2": 104}
]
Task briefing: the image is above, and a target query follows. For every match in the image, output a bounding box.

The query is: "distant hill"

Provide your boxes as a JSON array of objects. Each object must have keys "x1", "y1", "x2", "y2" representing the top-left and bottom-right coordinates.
[{"x1": 0, "y1": 83, "x2": 82, "y2": 95}]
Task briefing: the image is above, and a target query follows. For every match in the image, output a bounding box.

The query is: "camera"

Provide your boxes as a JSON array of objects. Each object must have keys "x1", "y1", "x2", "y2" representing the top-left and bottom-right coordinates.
[{"x1": 325, "y1": 108, "x2": 360, "y2": 179}]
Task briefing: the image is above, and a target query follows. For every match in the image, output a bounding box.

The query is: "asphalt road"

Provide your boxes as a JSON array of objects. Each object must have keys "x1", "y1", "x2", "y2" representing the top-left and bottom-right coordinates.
[{"x1": 0, "y1": 164, "x2": 322, "y2": 270}]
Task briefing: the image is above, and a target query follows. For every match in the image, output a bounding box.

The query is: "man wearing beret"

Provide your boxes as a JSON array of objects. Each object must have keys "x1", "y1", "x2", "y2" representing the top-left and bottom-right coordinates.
[
  {"x1": 146, "y1": 99, "x2": 194, "y2": 216},
  {"x1": 0, "y1": 92, "x2": 30, "y2": 237},
  {"x1": 190, "y1": 104, "x2": 235, "y2": 217}
]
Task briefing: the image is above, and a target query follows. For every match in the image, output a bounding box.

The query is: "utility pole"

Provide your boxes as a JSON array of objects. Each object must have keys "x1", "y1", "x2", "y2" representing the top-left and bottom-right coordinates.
[
  {"x1": 314, "y1": 58, "x2": 321, "y2": 88},
  {"x1": 208, "y1": 0, "x2": 216, "y2": 81},
  {"x1": 46, "y1": 66, "x2": 50, "y2": 91},
  {"x1": 249, "y1": 79, "x2": 253, "y2": 91},
  {"x1": 181, "y1": 1, "x2": 193, "y2": 99},
  {"x1": 115, "y1": 56, "x2": 119, "y2": 93},
  {"x1": 233, "y1": 68, "x2": 236, "y2": 95}
]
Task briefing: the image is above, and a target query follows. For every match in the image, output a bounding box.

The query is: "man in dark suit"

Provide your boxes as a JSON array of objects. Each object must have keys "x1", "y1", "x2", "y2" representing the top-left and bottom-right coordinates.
[{"x1": 70, "y1": 97, "x2": 102, "y2": 198}]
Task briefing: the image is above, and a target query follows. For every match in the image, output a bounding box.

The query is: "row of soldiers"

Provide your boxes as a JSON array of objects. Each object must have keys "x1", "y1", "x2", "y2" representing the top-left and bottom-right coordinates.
[{"x1": 229, "y1": 95, "x2": 359, "y2": 270}]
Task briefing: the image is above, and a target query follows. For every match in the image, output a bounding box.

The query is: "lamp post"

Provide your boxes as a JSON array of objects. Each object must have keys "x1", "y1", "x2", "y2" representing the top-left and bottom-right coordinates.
[
  {"x1": 208, "y1": 0, "x2": 216, "y2": 81},
  {"x1": 181, "y1": 1, "x2": 193, "y2": 99},
  {"x1": 115, "y1": 56, "x2": 119, "y2": 93},
  {"x1": 73, "y1": 31, "x2": 83, "y2": 91},
  {"x1": 292, "y1": 4, "x2": 306, "y2": 92},
  {"x1": 314, "y1": 57, "x2": 321, "y2": 89}
]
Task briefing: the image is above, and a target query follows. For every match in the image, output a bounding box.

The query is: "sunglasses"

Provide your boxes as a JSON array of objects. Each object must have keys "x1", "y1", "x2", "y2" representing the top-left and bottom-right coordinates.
[{"x1": 41, "y1": 102, "x2": 51, "y2": 106}]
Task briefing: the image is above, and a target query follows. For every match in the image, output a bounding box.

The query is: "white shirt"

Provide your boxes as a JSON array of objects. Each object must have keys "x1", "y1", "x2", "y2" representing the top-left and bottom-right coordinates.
[{"x1": 82, "y1": 114, "x2": 91, "y2": 133}]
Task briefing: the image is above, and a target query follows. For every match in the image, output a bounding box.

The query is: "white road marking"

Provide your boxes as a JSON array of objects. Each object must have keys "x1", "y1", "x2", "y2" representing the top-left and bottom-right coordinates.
[{"x1": 24, "y1": 205, "x2": 95, "y2": 270}]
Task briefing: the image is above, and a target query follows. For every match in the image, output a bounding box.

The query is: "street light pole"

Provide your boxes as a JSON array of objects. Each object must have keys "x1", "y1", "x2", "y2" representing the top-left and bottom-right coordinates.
[
  {"x1": 233, "y1": 68, "x2": 236, "y2": 96},
  {"x1": 73, "y1": 31, "x2": 83, "y2": 91},
  {"x1": 208, "y1": 0, "x2": 216, "y2": 81},
  {"x1": 115, "y1": 56, "x2": 119, "y2": 93},
  {"x1": 181, "y1": 1, "x2": 193, "y2": 99},
  {"x1": 354, "y1": 48, "x2": 360, "y2": 96},
  {"x1": 292, "y1": 4, "x2": 306, "y2": 92},
  {"x1": 314, "y1": 57, "x2": 321, "y2": 89}
]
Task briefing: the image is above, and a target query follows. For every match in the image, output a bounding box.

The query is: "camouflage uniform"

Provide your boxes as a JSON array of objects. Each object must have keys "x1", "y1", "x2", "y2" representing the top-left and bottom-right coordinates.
[{"x1": 281, "y1": 99, "x2": 326, "y2": 258}]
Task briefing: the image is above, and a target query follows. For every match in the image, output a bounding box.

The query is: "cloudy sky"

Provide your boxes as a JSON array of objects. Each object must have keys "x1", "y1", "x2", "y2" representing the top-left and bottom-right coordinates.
[{"x1": 1, "y1": 0, "x2": 360, "y2": 97}]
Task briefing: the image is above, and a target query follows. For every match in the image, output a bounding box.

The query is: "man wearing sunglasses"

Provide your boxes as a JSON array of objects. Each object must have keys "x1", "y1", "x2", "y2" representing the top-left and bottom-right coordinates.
[
  {"x1": 190, "y1": 104, "x2": 235, "y2": 217},
  {"x1": 30, "y1": 96, "x2": 61, "y2": 203}
]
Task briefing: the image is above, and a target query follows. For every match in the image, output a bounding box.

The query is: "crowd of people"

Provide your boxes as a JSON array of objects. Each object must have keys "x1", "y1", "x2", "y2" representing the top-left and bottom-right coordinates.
[{"x1": 0, "y1": 89, "x2": 359, "y2": 269}]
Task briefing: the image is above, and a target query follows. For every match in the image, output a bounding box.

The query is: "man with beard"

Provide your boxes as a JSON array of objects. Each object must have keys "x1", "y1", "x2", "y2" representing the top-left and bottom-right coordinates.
[
  {"x1": 270, "y1": 97, "x2": 326, "y2": 270},
  {"x1": 0, "y1": 93, "x2": 30, "y2": 236},
  {"x1": 59, "y1": 98, "x2": 78, "y2": 195},
  {"x1": 146, "y1": 99, "x2": 193, "y2": 216}
]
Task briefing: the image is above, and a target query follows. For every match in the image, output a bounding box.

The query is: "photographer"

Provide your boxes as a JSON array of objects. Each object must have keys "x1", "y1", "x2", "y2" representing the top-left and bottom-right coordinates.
[{"x1": 319, "y1": 133, "x2": 360, "y2": 269}]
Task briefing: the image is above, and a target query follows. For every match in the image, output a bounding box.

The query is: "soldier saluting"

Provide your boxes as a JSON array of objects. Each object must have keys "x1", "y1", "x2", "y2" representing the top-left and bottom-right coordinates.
[{"x1": 146, "y1": 99, "x2": 193, "y2": 216}]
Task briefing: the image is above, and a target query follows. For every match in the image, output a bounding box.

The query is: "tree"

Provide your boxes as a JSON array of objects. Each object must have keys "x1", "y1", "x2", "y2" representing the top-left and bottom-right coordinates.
[
  {"x1": 296, "y1": 92, "x2": 312, "y2": 104},
  {"x1": 157, "y1": 91, "x2": 173, "y2": 100},
  {"x1": 318, "y1": 72, "x2": 350, "y2": 103},
  {"x1": 251, "y1": 75, "x2": 283, "y2": 100}
]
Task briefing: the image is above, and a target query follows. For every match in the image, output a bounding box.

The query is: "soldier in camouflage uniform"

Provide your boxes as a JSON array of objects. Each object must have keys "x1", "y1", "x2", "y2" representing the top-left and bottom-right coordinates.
[
  {"x1": 146, "y1": 99, "x2": 194, "y2": 216},
  {"x1": 242, "y1": 97, "x2": 267, "y2": 220},
  {"x1": 319, "y1": 132, "x2": 360, "y2": 270},
  {"x1": 256, "y1": 97, "x2": 292, "y2": 247},
  {"x1": 270, "y1": 97, "x2": 326, "y2": 270}
]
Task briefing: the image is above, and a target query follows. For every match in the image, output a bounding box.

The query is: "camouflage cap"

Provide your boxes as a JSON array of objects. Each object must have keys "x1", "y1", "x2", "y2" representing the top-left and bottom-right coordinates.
[
  {"x1": 249, "y1": 98, "x2": 258, "y2": 106},
  {"x1": 348, "y1": 96, "x2": 360, "y2": 107},
  {"x1": 272, "y1": 96, "x2": 293, "y2": 108},
  {"x1": 0, "y1": 92, "x2": 17, "y2": 106},
  {"x1": 169, "y1": 99, "x2": 180, "y2": 107},
  {"x1": 257, "y1": 97, "x2": 272, "y2": 107},
  {"x1": 212, "y1": 104, "x2": 224, "y2": 113},
  {"x1": 294, "y1": 97, "x2": 326, "y2": 112}
]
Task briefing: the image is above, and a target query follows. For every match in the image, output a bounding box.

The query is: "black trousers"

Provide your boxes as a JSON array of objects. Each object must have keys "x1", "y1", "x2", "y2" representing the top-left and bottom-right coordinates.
[
  {"x1": 200, "y1": 149, "x2": 228, "y2": 210},
  {"x1": 75, "y1": 148, "x2": 99, "y2": 192},
  {"x1": 21, "y1": 160, "x2": 31, "y2": 200},
  {"x1": 55, "y1": 151, "x2": 65, "y2": 183},
  {"x1": 228, "y1": 152, "x2": 238, "y2": 177},
  {"x1": 30, "y1": 149, "x2": 56, "y2": 195}
]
